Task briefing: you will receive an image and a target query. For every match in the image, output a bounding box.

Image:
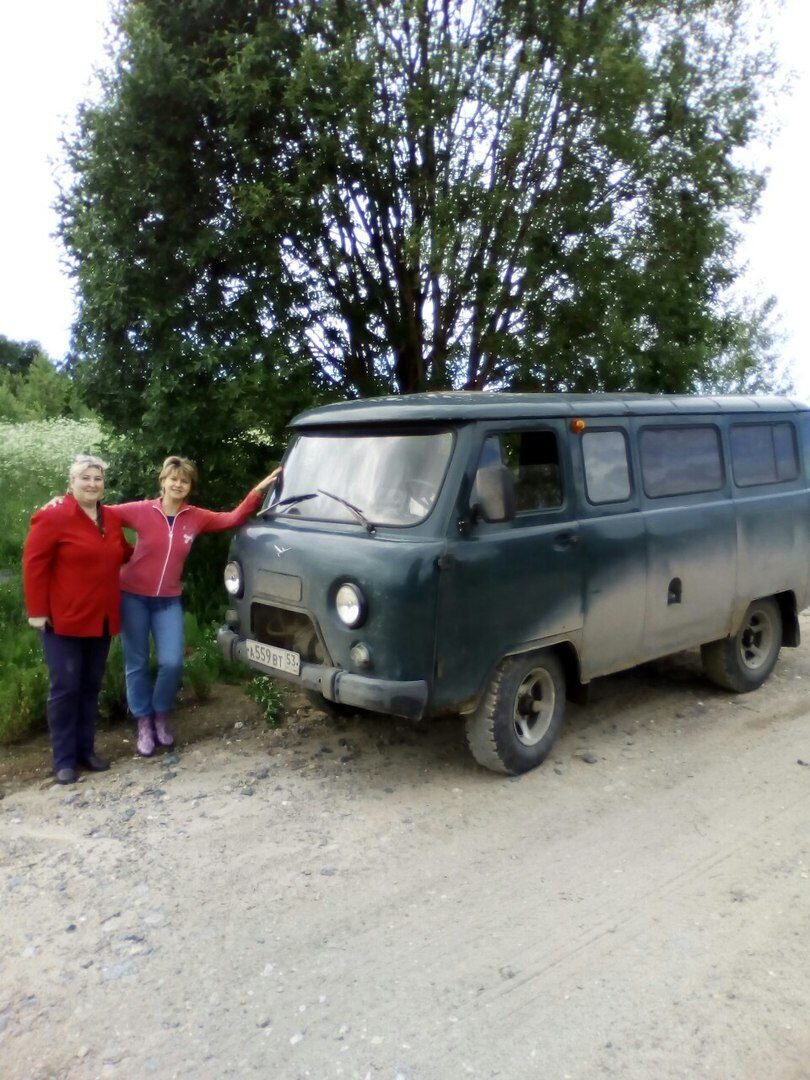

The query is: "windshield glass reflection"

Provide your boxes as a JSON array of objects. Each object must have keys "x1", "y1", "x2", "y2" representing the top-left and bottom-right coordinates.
[{"x1": 267, "y1": 430, "x2": 454, "y2": 527}]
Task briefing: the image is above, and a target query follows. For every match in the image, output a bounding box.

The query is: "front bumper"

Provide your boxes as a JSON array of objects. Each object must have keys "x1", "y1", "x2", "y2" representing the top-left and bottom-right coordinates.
[{"x1": 217, "y1": 627, "x2": 428, "y2": 721}]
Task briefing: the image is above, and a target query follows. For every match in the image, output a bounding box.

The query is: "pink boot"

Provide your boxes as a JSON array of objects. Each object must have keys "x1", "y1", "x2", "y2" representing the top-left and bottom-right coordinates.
[
  {"x1": 153, "y1": 712, "x2": 174, "y2": 747},
  {"x1": 136, "y1": 716, "x2": 155, "y2": 757}
]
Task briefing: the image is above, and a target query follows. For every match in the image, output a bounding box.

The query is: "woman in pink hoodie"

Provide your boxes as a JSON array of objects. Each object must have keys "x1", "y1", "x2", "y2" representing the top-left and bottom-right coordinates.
[{"x1": 109, "y1": 455, "x2": 280, "y2": 756}]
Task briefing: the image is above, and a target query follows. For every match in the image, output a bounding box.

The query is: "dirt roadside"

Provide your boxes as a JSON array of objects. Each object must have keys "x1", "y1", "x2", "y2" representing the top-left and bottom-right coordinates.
[{"x1": 1, "y1": 626, "x2": 809, "y2": 1080}]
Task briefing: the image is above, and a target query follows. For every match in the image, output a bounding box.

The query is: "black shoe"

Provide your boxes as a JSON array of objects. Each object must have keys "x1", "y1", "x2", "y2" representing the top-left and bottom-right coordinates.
[
  {"x1": 79, "y1": 753, "x2": 110, "y2": 772},
  {"x1": 55, "y1": 767, "x2": 78, "y2": 784}
]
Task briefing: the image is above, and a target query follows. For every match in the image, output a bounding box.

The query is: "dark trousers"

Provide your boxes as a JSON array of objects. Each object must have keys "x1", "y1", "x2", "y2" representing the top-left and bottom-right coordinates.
[{"x1": 40, "y1": 631, "x2": 111, "y2": 771}]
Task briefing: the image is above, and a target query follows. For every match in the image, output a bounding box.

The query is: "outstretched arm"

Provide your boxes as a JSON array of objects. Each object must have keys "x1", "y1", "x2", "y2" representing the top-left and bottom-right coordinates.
[
  {"x1": 197, "y1": 467, "x2": 283, "y2": 533},
  {"x1": 251, "y1": 466, "x2": 283, "y2": 497}
]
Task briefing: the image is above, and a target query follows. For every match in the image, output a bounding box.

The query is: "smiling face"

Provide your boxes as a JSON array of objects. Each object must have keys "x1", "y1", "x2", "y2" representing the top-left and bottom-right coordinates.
[
  {"x1": 161, "y1": 468, "x2": 192, "y2": 503},
  {"x1": 69, "y1": 466, "x2": 105, "y2": 507}
]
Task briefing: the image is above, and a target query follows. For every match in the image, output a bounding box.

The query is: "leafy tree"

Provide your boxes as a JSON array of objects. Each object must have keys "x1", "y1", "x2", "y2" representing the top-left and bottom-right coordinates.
[
  {"x1": 0, "y1": 346, "x2": 90, "y2": 422},
  {"x1": 0, "y1": 335, "x2": 41, "y2": 376},
  {"x1": 60, "y1": 0, "x2": 780, "y2": 457}
]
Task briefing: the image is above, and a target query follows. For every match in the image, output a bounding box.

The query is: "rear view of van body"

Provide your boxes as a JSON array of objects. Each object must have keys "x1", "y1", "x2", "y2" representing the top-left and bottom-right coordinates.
[{"x1": 218, "y1": 393, "x2": 810, "y2": 774}]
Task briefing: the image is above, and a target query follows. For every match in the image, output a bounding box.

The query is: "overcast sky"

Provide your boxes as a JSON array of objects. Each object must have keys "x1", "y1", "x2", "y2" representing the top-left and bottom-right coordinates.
[{"x1": 1, "y1": 0, "x2": 808, "y2": 396}]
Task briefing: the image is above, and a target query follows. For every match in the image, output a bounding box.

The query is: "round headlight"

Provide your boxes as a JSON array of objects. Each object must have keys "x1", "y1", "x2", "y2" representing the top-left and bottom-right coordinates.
[
  {"x1": 336, "y1": 583, "x2": 365, "y2": 628},
  {"x1": 224, "y1": 561, "x2": 243, "y2": 597}
]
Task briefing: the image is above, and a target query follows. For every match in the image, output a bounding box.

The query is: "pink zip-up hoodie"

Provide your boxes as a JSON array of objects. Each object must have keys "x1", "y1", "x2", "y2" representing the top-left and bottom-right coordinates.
[{"x1": 110, "y1": 490, "x2": 262, "y2": 598}]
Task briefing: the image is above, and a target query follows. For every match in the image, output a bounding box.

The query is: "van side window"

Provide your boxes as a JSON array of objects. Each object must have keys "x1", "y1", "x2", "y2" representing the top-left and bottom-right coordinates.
[
  {"x1": 639, "y1": 425, "x2": 723, "y2": 498},
  {"x1": 730, "y1": 422, "x2": 799, "y2": 486},
  {"x1": 582, "y1": 431, "x2": 631, "y2": 503},
  {"x1": 480, "y1": 431, "x2": 562, "y2": 510}
]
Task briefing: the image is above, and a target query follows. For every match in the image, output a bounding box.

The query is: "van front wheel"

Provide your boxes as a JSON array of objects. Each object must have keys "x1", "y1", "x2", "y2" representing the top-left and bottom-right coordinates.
[
  {"x1": 465, "y1": 651, "x2": 566, "y2": 775},
  {"x1": 701, "y1": 597, "x2": 782, "y2": 693}
]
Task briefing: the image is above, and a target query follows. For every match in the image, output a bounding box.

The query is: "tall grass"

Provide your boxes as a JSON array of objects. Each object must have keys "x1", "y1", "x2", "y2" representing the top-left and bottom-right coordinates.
[{"x1": 0, "y1": 418, "x2": 103, "y2": 568}]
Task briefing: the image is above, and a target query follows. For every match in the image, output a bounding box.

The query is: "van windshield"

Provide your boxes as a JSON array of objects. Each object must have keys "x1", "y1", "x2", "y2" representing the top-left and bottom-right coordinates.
[{"x1": 266, "y1": 429, "x2": 454, "y2": 527}]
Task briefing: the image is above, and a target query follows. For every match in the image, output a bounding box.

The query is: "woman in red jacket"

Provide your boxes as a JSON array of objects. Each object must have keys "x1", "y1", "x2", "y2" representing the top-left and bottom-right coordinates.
[
  {"x1": 23, "y1": 455, "x2": 133, "y2": 784},
  {"x1": 108, "y1": 455, "x2": 280, "y2": 756}
]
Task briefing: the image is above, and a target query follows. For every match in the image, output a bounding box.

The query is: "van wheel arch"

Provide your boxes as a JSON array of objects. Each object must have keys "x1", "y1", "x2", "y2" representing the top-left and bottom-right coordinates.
[
  {"x1": 701, "y1": 596, "x2": 783, "y2": 693},
  {"x1": 465, "y1": 647, "x2": 567, "y2": 775}
]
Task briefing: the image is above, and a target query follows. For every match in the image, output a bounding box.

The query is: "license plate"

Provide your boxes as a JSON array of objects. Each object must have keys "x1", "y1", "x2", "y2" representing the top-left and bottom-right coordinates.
[{"x1": 245, "y1": 638, "x2": 301, "y2": 676}]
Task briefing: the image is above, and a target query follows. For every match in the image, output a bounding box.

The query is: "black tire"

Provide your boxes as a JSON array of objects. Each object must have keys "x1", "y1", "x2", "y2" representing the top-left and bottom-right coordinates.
[
  {"x1": 465, "y1": 650, "x2": 566, "y2": 775},
  {"x1": 701, "y1": 597, "x2": 782, "y2": 693}
]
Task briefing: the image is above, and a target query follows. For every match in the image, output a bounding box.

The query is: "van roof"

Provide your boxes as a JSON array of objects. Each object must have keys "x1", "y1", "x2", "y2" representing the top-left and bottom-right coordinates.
[{"x1": 291, "y1": 391, "x2": 808, "y2": 428}]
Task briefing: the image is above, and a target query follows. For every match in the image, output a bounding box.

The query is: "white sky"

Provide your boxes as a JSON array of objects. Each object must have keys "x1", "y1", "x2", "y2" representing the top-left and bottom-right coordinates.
[{"x1": 0, "y1": 0, "x2": 808, "y2": 396}]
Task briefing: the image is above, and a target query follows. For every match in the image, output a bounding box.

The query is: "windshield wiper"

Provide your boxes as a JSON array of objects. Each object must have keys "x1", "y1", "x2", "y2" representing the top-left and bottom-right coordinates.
[
  {"x1": 259, "y1": 492, "x2": 318, "y2": 518},
  {"x1": 318, "y1": 489, "x2": 376, "y2": 534}
]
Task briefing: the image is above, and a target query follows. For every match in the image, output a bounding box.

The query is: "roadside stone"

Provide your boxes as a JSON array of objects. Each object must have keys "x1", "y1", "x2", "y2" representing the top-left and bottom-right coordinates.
[
  {"x1": 242, "y1": 786, "x2": 255, "y2": 797},
  {"x1": 578, "y1": 751, "x2": 599, "y2": 764}
]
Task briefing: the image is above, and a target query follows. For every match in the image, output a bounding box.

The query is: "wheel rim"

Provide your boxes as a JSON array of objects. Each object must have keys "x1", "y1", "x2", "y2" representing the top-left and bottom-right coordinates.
[
  {"x1": 738, "y1": 607, "x2": 775, "y2": 671},
  {"x1": 512, "y1": 667, "x2": 556, "y2": 746}
]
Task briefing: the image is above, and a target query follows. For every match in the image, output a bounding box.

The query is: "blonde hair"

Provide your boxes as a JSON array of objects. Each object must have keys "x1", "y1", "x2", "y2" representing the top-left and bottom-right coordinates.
[
  {"x1": 159, "y1": 455, "x2": 198, "y2": 492},
  {"x1": 68, "y1": 454, "x2": 107, "y2": 483}
]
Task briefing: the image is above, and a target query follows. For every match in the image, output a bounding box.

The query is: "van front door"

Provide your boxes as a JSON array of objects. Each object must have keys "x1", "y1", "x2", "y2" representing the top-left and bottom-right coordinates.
[{"x1": 434, "y1": 422, "x2": 584, "y2": 714}]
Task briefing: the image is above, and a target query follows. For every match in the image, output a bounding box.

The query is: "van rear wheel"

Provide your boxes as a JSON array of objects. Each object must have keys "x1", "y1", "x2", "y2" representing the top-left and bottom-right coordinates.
[
  {"x1": 701, "y1": 597, "x2": 782, "y2": 693},
  {"x1": 465, "y1": 650, "x2": 566, "y2": 775}
]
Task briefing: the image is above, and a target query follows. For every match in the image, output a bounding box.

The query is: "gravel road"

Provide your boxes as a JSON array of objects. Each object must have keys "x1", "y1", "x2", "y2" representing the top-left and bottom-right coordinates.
[{"x1": 2, "y1": 623, "x2": 810, "y2": 1080}]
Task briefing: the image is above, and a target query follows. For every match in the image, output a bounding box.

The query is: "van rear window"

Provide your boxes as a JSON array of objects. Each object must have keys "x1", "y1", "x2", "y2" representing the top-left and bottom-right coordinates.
[
  {"x1": 582, "y1": 430, "x2": 631, "y2": 503},
  {"x1": 730, "y1": 422, "x2": 799, "y2": 486},
  {"x1": 640, "y1": 426, "x2": 723, "y2": 498}
]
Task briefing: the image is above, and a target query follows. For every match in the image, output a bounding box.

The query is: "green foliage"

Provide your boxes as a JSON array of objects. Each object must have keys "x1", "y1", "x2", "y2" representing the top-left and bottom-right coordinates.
[
  {"x1": 182, "y1": 613, "x2": 245, "y2": 701},
  {"x1": 60, "y1": 0, "x2": 781, "y2": 406},
  {"x1": 98, "y1": 636, "x2": 128, "y2": 721},
  {"x1": 246, "y1": 676, "x2": 284, "y2": 728},
  {"x1": 0, "y1": 577, "x2": 49, "y2": 744},
  {"x1": 0, "y1": 339, "x2": 91, "y2": 422},
  {"x1": 0, "y1": 418, "x2": 104, "y2": 569},
  {"x1": 0, "y1": 334, "x2": 40, "y2": 375}
]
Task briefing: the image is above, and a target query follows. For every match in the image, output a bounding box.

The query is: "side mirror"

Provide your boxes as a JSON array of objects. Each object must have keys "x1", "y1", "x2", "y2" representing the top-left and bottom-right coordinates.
[{"x1": 472, "y1": 464, "x2": 516, "y2": 523}]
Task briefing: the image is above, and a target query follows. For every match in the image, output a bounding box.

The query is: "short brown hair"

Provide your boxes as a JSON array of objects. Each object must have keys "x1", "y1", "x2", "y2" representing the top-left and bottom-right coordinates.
[{"x1": 158, "y1": 455, "x2": 198, "y2": 492}]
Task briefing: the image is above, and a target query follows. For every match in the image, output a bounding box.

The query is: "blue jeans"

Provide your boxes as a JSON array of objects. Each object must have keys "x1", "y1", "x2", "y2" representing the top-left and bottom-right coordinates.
[
  {"x1": 40, "y1": 630, "x2": 111, "y2": 770},
  {"x1": 120, "y1": 592, "x2": 184, "y2": 718}
]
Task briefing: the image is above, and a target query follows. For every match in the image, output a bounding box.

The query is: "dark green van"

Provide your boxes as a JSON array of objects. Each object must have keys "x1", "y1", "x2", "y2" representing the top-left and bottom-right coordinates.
[{"x1": 218, "y1": 393, "x2": 810, "y2": 774}]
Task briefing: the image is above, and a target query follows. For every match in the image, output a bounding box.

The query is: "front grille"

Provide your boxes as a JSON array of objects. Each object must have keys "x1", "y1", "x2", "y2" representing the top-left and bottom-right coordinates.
[{"x1": 250, "y1": 603, "x2": 328, "y2": 665}]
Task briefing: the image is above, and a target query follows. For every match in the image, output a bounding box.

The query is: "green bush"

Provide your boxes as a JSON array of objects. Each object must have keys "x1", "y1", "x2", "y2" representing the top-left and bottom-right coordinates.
[
  {"x1": 98, "y1": 636, "x2": 128, "y2": 722},
  {"x1": 182, "y1": 614, "x2": 247, "y2": 702},
  {"x1": 0, "y1": 576, "x2": 48, "y2": 744},
  {"x1": 0, "y1": 418, "x2": 103, "y2": 569},
  {"x1": 246, "y1": 676, "x2": 284, "y2": 727}
]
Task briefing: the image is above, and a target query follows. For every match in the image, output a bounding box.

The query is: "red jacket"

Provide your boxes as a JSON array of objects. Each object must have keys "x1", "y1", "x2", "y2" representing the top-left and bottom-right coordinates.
[
  {"x1": 111, "y1": 490, "x2": 262, "y2": 598},
  {"x1": 23, "y1": 495, "x2": 132, "y2": 636}
]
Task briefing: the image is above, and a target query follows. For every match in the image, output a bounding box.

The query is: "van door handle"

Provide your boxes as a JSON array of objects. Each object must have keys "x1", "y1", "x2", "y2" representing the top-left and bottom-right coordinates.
[{"x1": 553, "y1": 530, "x2": 579, "y2": 549}]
